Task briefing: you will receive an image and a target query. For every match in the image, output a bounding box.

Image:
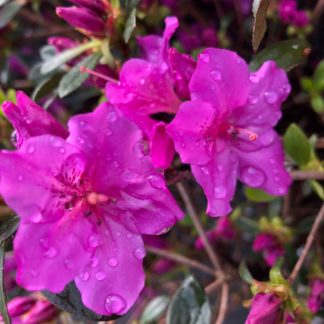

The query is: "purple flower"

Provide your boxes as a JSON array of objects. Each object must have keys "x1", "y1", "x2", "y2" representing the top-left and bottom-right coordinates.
[
  {"x1": 252, "y1": 233, "x2": 284, "y2": 266},
  {"x1": 2, "y1": 91, "x2": 68, "y2": 148},
  {"x1": 279, "y1": 0, "x2": 309, "y2": 28},
  {"x1": 245, "y1": 293, "x2": 283, "y2": 324},
  {"x1": 106, "y1": 17, "x2": 196, "y2": 169},
  {"x1": 308, "y1": 278, "x2": 324, "y2": 313},
  {"x1": 0, "y1": 98, "x2": 183, "y2": 315},
  {"x1": 167, "y1": 49, "x2": 292, "y2": 217}
]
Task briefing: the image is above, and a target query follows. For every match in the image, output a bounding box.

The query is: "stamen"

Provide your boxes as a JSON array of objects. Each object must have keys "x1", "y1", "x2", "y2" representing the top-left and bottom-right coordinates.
[
  {"x1": 87, "y1": 192, "x2": 109, "y2": 205},
  {"x1": 80, "y1": 66, "x2": 119, "y2": 84},
  {"x1": 228, "y1": 126, "x2": 258, "y2": 142}
]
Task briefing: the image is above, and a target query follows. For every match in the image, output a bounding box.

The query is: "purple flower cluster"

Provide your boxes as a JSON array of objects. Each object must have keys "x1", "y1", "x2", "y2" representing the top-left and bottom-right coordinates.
[
  {"x1": 308, "y1": 278, "x2": 324, "y2": 314},
  {"x1": 0, "y1": 15, "x2": 292, "y2": 316},
  {"x1": 279, "y1": 0, "x2": 309, "y2": 28}
]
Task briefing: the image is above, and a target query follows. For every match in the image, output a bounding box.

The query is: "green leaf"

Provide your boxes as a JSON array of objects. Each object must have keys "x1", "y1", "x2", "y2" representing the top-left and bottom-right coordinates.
[
  {"x1": 311, "y1": 95, "x2": 324, "y2": 114},
  {"x1": 58, "y1": 53, "x2": 101, "y2": 98},
  {"x1": 249, "y1": 39, "x2": 309, "y2": 71},
  {"x1": 0, "y1": 215, "x2": 19, "y2": 324},
  {"x1": 239, "y1": 261, "x2": 254, "y2": 284},
  {"x1": 309, "y1": 180, "x2": 324, "y2": 200},
  {"x1": 0, "y1": 1, "x2": 25, "y2": 28},
  {"x1": 252, "y1": 0, "x2": 271, "y2": 52},
  {"x1": 245, "y1": 187, "x2": 276, "y2": 202},
  {"x1": 41, "y1": 41, "x2": 101, "y2": 75},
  {"x1": 269, "y1": 259, "x2": 286, "y2": 285},
  {"x1": 314, "y1": 60, "x2": 324, "y2": 91},
  {"x1": 140, "y1": 295, "x2": 170, "y2": 324},
  {"x1": 283, "y1": 123, "x2": 311, "y2": 166},
  {"x1": 166, "y1": 276, "x2": 211, "y2": 324},
  {"x1": 121, "y1": 0, "x2": 140, "y2": 43},
  {"x1": 43, "y1": 282, "x2": 119, "y2": 321},
  {"x1": 32, "y1": 73, "x2": 64, "y2": 101}
]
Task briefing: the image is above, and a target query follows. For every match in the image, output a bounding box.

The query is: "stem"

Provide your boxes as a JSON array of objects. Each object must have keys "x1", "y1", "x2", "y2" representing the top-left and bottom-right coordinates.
[
  {"x1": 205, "y1": 277, "x2": 225, "y2": 295},
  {"x1": 215, "y1": 282, "x2": 229, "y2": 324},
  {"x1": 176, "y1": 182, "x2": 221, "y2": 271},
  {"x1": 288, "y1": 203, "x2": 324, "y2": 284},
  {"x1": 291, "y1": 171, "x2": 324, "y2": 180},
  {"x1": 146, "y1": 246, "x2": 215, "y2": 276}
]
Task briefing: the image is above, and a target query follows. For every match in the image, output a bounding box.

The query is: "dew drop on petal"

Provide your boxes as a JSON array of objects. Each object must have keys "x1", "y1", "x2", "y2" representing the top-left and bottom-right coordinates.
[
  {"x1": 210, "y1": 70, "x2": 222, "y2": 81},
  {"x1": 133, "y1": 140, "x2": 149, "y2": 157},
  {"x1": 59, "y1": 148, "x2": 65, "y2": 154},
  {"x1": 241, "y1": 166, "x2": 266, "y2": 187},
  {"x1": 88, "y1": 235, "x2": 101, "y2": 248},
  {"x1": 18, "y1": 175, "x2": 23, "y2": 181},
  {"x1": 31, "y1": 213, "x2": 42, "y2": 223},
  {"x1": 149, "y1": 175, "x2": 164, "y2": 189},
  {"x1": 107, "y1": 111, "x2": 117, "y2": 122},
  {"x1": 139, "y1": 78, "x2": 145, "y2": 85},
  {"x1": 108, "y1": 258, "x2": 119, "y2": 267},
  {"x1": 27, "y1": 146, "x2": 35, "y2": 154},
  {"x1": 126, "y1": 233, "x2": 132, "y2": 239},
  {"x1": 201, "y1": 167, "x2": 209, "y2": 175},
  {"x1": 248, "y1": 96, "x2": 258, "y2": 105},
  {"x1": 39, "y1": 237, "x2": 49, "y2": 249},
  {"x1": 79, "y1": 271, "x2": 90, "y2": 281},
  {"x1": 44, "y1": 247, "x2": 57, "y2": 258},
  {"x1": 282, "y1": 84, "x2": 291, "y2": 95},
  {"x1": 95, "y1": 271, "x2": 106, "y2": 281},
  {"x1": 270, "y1": 158, "x2": 275, "y2": 165},
  {"x1": 274, "y1": 176, "x2": 280, "y2": 183},
  {"x1": 64, "y1": 260, "x2": 73, "y2": 269},
  {"x1": 214, "y1": 186, "x2": 227, "y2": 199},
  {"x1": 30, "y1": 270, "x2": 38, "y2": 277},
  {"x1": 134, "y1": 247, "x2": 146, "y2": 260},
  {"x1": 264, "y1": 90, "x2": 279, "y2": 104},
  {"x1": 105, "y1": 295, "x2": 126, "y2": 314},
  {"x1": 199, "y1": 52, "x2": 210, "y2": 63},
  {"x1": 278, "y1": 187, "x2": 285, "y2": 194},
  {"x1": 116, "y1": 231, "x2": 121, "y2": 237},
  {"x1": 90, "y1": 256, "x2": 99, "y2": 268},
  {"x1": 259, "y1": 130, "x2": 275, "y2": 146},
  {"x1": 249, "y1": 74, "x2": 260, "y2": 83}
]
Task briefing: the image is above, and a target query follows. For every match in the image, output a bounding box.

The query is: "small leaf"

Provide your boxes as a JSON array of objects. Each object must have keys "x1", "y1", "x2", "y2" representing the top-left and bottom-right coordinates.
[
  {"x1": 311, "y1": 95, "x2": 324, "y2": 114},
  {"x1": 121, "y1": 0, "x2": 140, "y2": 43},
  {"x1": 269, "y1": 259, "x2": 286, "y2": 285},
  {"x1": 32, "y1": 73, "x2": 64, "y2": 101},
  {"x1": 166, "y1": 276, "x2": 211, "y2": 324},
  {"x1": 245, "y1": 187, "x2": 276, "y2": 202},
  {"x1": 140, "y1": 295, "x2": 170, "y2": 324},
  {"x1": 0, "y1": 0, "x2": 25, "y2": 28},
  {"x1": 40, "y1": 41, "x2": 100, "y2": 75},
  {"x1": 58, "y1": 53, "x2": 101, "y2": 98},
  {"x1": 309, "y1": 180, "x2": 324, "y2": 200},
  {"x1": 239, "y1": 261, "x2": 254, "y2": 284},
  {"x1": 283, "y1": 124, "x2": 311, "y2": 166},
  {"x1": 43, "y1": 282, "x2": 119, "y2": 321},
  {"x1": 252, "y1": 0, "x2": 271, "y2": 52},
  {"x1": 249, "y1": 39, "x2": 309, "y2": 72},
  {"x1": 314, "y1": 60, "x2": 324, "y2": 91}
]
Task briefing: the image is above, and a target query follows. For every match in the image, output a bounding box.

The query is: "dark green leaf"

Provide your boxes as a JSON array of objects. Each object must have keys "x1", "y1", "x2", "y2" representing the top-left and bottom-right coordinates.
[
  {"x1": 166, "y1": 276, "x2": 211, "y2": 324},
  {"x1": 0, "y1": 215, "x2": 19, "y2": 242},
  {"x1": 32, "y1": 73, "x2": 64, "y2": 101},
  {"x1": 43, "y1": 282, "x2": 119, "y2": 321},
  {"x1": 0, "y1": 1, "x2": 24, "y2": 28},
  {"x1": 249, "y1": 39, "x2": 309, "y2": 71},
  {"x1": 252, "y1": 0, "x2": 271, "y2": 52},
  {"x1": 121, "y1": 0, "x2": 140, "y2": 43},
  {"x1": 244, "y1": 187, "x2": 276, "y2": 202},
  {"x1": 58, "y1": 53, "x2": 101, "y2": 98},
  {"x1": 283, "y1": 124, "x2": 311, "y2": 166},
  {"x1": 140, "y1": 295, "x2": 170, "y2": 324}
]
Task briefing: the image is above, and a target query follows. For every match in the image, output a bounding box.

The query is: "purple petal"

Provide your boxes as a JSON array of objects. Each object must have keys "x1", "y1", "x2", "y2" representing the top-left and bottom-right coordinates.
[
  {"x1": 75, "y1": 218, "x2": 145, "y2": 315},
  {"x1": 189, "y1": 48, "x2": 250, "y2": 111},
  {"x1": 233, "y1": 61, "x2": 291, "y2": 128},
  {"x1": 2, "y1": 92, "x2": 68, "y2": 148}
]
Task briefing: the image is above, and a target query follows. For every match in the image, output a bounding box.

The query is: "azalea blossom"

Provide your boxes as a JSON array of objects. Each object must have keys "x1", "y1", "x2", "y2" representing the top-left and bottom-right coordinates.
[
  {"x1": 167, "y1": 48, "x2": 292, "y2": 217},
  {"x1": 308, "y1": 278, "x2": 324, "y2": 313},
  {"x1": 0, "y1": 97, "x2": 183, "y2": 315},
  {"x1": 106, "y1": 16, "x2": 196, "y2": 169}
]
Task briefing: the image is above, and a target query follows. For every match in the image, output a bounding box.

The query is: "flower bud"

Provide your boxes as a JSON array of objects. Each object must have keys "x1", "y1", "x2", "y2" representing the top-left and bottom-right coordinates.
[
  {"x1": 307, "y1": 278, "x2": 324, "y2": 313},
  {"x1": 22, "y1": 300, "x2": 58, "y2": 323},
  {"x1": 7, "y1": 296, "x2": 36, "y2": 318}
]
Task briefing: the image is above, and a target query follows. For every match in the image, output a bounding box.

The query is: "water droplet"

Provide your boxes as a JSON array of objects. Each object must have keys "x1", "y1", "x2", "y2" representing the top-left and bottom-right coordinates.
[
  {"x1": 214, "y1": 186, "x2": 227, "y2": 199},
  {"x1": 59, "y1": 148, "x2": 65, "y2": 154},
  {"x1": 108, "y1": 258, "x2": 119, "y2": 267},
  {"x1": 264, "y1": 90, "x2": 278, "y2": 104},
  {"x1": 88, "y1": 235, "x2": 101, "y2": 248},
  {"x1": 278, "y1": 187, "x2": 285, "y2": 194},
  {"x1": 49, "y1": 136, "x2": 61, "y2": 147},
  {"x1": 274, "y1": 176, "x2": 280, "y2": 183},
  {"x1": 133, "y1": 140, "x2": 149, "y2": 157},
  {"x1": 95, "y1": 271, "x2": 106, "y2": 281},
  {"x1": 149, "y1": 175, "x2": 164, "y2": 189},
  {"x1": 105, "y1": 128, "x2": 113, "y2": 136},
  {"x1": 26, "y1": 119, "x2": 31, "y2": 124},
  {"x1": 18, "y1": 175, "x2": 23, "y2": 181},
  {"x1": 39, "y1": 237, "x2": 49, "y2": 249},
  {"x1": 79, "y1": 271, "x2": 90, "y2": 281},
  {"x1": 78, "y1": 137, "x2": 85, "y2": 145},
  {"x1": 30, "y1": 270, "x2": 38, "y2": 277},
  {"x1": 125, "y1": 93, "x2": 134, "y2": 101},
  {"x1": 134, "y1": 247, "x2": 146, "y2": 260},
  {"x1": 240, "y1": 166, "x2": 266, "y2": 187},
  {"x1": 248, "y1": 96, "x2": 258, "y2": 104},
  {"x1": 249, "y1": 74, "x2": 260, "y2": 83},
  {"x1": 281, "y1": 84, "x2": 291, "y2": 95},
  {"x1": 199, "y1": 52, "x2": 210, "y2": 63},
  {"x1": 126, "y1": 233, "x2": 132, "y2": 239},
  {"x1": 64, "y1": 260, "x2": 73, "y2": 269},
  {"x1": 259, "y1": 130, "x2": 275, "y2": 146},
  {"x1": 44, "y1": 247, "x2": 57, "y2": 258},
  {"x1": 90, "y1": 256, "x2": 99, "y2": 268},
  {"x1": 27, "y1": 146, "x2": 35, "y2": 154},
  {"x1": 201, "y1": 167, "x2": 209, "y2": 175},
  {"x1": 80, "y1": 121, "x2": 86, "y2": 127},
  {"x1": 270, "y1": 159, "x2": 275, "y2": 165},
  {"x1": 31, "y1": 213, "x2": 42, "y2": 223},
  {"x1": 116, "y1": 231, "x2": 121, "y2": 237},
  {"x1": 139, "y1": 78, "x2": 145, "y2": 85},
  {"x1": 105, "y1": 295, "x2": 126, "y2": 314},
  {"x1": 121, "y1": 169, "x2": 137, "y2": 181},
  {"x1": 210, "y1": 70, "x2": 222, "y2": 81},
  {"x1": 107, "y1": 111, "x2": 117, "y2": 122}
]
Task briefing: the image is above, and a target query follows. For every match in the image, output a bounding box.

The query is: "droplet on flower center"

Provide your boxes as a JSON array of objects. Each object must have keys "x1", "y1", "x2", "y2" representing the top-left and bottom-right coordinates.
[
  {"x1": 214, "y1": 186, "x2": 227, "y2": 199},
  {"x1": 108, "y1": 257, "x2": 119, "y2": 267}
]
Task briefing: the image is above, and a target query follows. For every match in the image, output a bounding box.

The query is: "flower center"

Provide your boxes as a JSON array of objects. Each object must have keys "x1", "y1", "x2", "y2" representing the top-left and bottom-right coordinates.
[
  {"x1": 227, "y1": 125, "x2": 258, "y2": 142},
  {"x1": 86, "y1": 192, "x2": 109, "y2": 205}
]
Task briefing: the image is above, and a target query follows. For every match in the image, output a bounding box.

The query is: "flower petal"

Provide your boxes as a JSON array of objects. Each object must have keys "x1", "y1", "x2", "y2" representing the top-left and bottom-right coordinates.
[
  {"x1": 2, "y1": 92, "x2": 68, "y2": 148},
  {"x1": 75, "y1": 218, "x2": 145, "y2": 315},
  {"x1": 233, "y1": 61, "x2": 291, "y2": 128},
  {"x1": 191, "y1": 146, "x2": 239, "y2": 217},
  {"x1": 14, "y1": 217, "x2": 93, "y2": 293},
  {"x1": 232, "y1": 135, "x2": 292, "y2": 195},
  {"x1": 189, "y1": 48, "x2": 250, "y2": 111},
  {"x1": 166, "y1": 100, "x2": 216, "y2": 165}
]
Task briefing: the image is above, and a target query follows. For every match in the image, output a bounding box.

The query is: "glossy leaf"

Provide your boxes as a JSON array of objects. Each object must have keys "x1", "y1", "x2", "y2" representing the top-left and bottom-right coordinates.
[
  {"x1": 283, "y1": 124, "x2": 311, "y2": 166},
  {"x1": 58, "y1": 53, "x2": 101, "y2": 98},
  {"x1": 140, "y1": 295, "x2": 170, "y2": 324},
  {"x1": 166, "y1": 276, "x2": 211, "y2": 324},
  {"x1": 249, "y1": 39, "x2": 309, "y2": 72}
]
